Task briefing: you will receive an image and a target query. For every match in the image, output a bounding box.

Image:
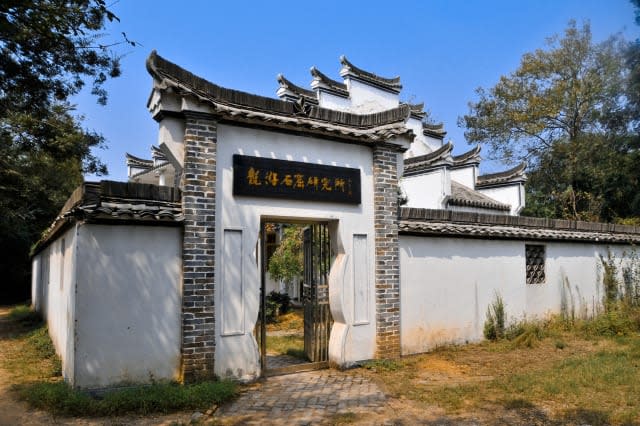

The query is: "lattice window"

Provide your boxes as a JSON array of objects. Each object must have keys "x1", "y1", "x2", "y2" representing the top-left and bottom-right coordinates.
[{"x1": 526, "y1": 244, "x2": 546, "y2": 284}]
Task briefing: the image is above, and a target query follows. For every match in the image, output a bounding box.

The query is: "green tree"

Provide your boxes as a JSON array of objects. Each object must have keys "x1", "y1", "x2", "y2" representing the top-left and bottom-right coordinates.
[
  {"x1": 268, "y1": 226, "x2": 304, "y2": 288},
  {"x1": 460, "y1": 21, "x2": 639, "y2": 221},
  {"x1": 0, "y1": 1, "x2": 130, "y2": 301}
]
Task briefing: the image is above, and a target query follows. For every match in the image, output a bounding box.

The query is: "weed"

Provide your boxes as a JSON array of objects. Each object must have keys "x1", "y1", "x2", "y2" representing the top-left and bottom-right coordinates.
[
  {"x1": 554, "y1": 340, "x2": 567, "y2": 350},
  {"x1": 362, "y1": 359, "x2": 402, "y2": 372},
  {"x1": 329, "y1": 411, "x2": 358, "y2": 424},
  {"x1": 15, "y1": 380, "x2": 237, "y2": 416},
  {"x1": 483, "y1": 292, "x2": 505, "y2": 341},
  {"x1": 8, "y1": 305, "x2": 42, "y2": 328}
]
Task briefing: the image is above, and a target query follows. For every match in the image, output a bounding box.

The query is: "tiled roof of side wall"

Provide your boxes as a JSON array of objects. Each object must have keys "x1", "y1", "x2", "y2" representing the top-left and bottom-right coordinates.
[
  {"x1": 398, "y1": 207, "x2": 640, "y2": 244},
  {"x1": 32, "y1": 181, "x2": 183, "y2": 256}
]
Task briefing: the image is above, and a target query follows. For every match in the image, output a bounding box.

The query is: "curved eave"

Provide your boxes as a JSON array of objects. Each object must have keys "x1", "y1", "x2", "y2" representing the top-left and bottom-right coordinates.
[
  {"x1": 477, "y1": 162, "x2": 527, "y2": 187},
  {"x1": 404, "y1": 102, "x2": 426, "y2": 120},
  {"x1": 126, "y1": 152, "x2": 154, "y2": 168},
  {"x1": 452, "y1": 145, "x2": 481, "y2": 167},
  {"x1": 310, "y1": 66, "x2": 349, "y2": 98},
  {"x1": 339, "y1": 55, "x2": 402, "y2": 94},
  {"x1": 276, "y1": 74, "x2": 318, "y2": 105}
]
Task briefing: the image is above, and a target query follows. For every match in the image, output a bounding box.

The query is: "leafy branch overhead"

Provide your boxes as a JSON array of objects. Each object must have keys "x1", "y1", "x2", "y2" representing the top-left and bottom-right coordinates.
[{"x1": 0, "y1": 1, "x2": 132, "y2": 300}]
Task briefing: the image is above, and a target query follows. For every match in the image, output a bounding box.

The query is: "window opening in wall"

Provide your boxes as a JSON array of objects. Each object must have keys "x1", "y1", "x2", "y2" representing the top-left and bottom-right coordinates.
[
  {"x1": 526, "y1": 244, "x2": 545, "y2": 284},
  {"x1": 255, "y1": 220, "x2": 333, "y2": 377}
]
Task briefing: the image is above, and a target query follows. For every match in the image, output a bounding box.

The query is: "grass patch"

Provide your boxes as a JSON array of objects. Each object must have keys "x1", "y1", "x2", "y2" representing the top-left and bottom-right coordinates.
[
  {"x1": 266, "y1": 334, "x2": 305, "y2": 359},
  {"x1": 1, "y1": 306, "x2": 237, "y2": 417},
  {"x1": 14, "y1": 380, "x2": 237, "y2": 416}
]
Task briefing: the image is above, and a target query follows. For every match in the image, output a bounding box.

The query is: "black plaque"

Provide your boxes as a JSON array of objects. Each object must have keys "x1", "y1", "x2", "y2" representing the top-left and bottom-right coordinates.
[{"x1": 232, "y1": 155, "x2": 361, "y2": 204}]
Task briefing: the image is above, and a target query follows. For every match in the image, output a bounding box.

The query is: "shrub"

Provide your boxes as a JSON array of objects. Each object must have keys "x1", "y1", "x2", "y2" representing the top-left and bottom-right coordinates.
[{"x1": 268, "y1": 291, "x2": 291, "y2": 315}]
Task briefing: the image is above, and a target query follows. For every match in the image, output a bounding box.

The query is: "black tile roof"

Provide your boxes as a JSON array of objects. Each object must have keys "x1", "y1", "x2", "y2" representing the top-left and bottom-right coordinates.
[
  {"x1": 448, "y1": 181, "x2": 510, "y2": 211},
  {"x1": 399, "y1": 208, "x2": 640, "y2": 243},
  {"x1": 32, "y1": 181, "x2": 183, "y2": 255}
]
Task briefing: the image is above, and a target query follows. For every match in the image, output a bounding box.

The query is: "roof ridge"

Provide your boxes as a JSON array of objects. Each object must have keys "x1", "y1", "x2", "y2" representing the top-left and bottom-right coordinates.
[
  {"x1": 452, "y1": 145, "x2": 481, "y2": 166},
  {"x1": 126, "y1": 152, "x2": 154, "y2": 167},
  {"x1": 276, "y1": 74, "x2": 318, "y2": 103},
  {"x1": 405, "y1": 142, "x2": 453, "y2": 165},
  {"x1": 310, "y1": 66, "x2": 349, "y2": 97},
  {"x1": 477, "y1": 162, "x2": 527, "y2": 187},
  {"x1": 339, "y1": 55, "x2": 402, "y2": 94}
]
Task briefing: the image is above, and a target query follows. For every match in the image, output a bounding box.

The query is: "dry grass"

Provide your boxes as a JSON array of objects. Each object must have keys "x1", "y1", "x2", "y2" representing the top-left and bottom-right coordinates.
[
  {"x1": 266, "y1": 307, "x2": 303, "y2": 332},
  {"x1": 362, "y1": 332, "x2": 640, "y2": 425}
]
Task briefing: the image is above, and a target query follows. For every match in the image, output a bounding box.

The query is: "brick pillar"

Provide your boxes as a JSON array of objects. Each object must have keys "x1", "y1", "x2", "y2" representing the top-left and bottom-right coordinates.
[
  {"x1": 373, "y1": 145, "x2": 401, "y2": 359},
  {"x1": 181, "y1": 114, "x2": 217, "y2": 382}
]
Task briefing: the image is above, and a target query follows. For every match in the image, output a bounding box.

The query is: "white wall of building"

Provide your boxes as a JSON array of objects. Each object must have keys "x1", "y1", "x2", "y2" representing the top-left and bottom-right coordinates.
[
  {"x1": 73, "y1": 224, "x2": 182, "y2": 389},
  {"x1": 317, "y1": 92, "x2": 351, "y2": 111},
  {"x1": 477, "y1": 184, "x2": 525, "y2": 215},
  {"x1": 215, "y1": 124, "x2": 381, "y2": 380},
  {"x1": 399, "y1": 235, "x2": 630, "y2": 355},
  {"x1": 402, "y1": 169, "x2": 450, "y2": 209},
  {"x1": 31, "y1": 226, "x2": 78, "y2": 383},
  {"x1": 344, "y1": 79, "x2": 399, "y2": 113},
  {"x1": 450, "y1": 166, "x2": 477, "y2": 189}
]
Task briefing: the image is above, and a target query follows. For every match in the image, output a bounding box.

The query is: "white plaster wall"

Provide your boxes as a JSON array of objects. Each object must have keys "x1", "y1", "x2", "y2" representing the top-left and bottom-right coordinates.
[
  {"x1": 423, "y1": 135, "x2": 443, "y2": 152},
  {"x1": 399, "y1": 236, "x2": 634, "y2": 355},
  {"x1": 74, "y1": 224, "x2": 182, "y2": 389},
  {"x1": 38, "y1": 226, "x2": 77, "y2": 383},
  {"x1": 477, "y1": 184, "x2": 525, "y2": 215},
  {"x1": 317, "y1": 92, "x2": 352, "y2": 111},
  {"x1": 405, "y1": 117, "x2": 434, "y2": 158},
  {"x1": 215, "y1": 124, "x2": 378, "y2": 379},
  {"x1": 402, "y1": 169, "x2": 450, "y2": 209},
  {"x1": 158, "y1": 116, "x2": 185, "y2": 166},
  {"x1": 344, "y1": 79, "x2": 399, "y2": 113},
  {"x1": 450, "y1": 166, "x2": 476, "y2": 189}
]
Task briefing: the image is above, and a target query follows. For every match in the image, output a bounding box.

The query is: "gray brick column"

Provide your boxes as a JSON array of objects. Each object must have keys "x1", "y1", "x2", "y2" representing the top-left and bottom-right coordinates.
[
  {"x1": 373, "y1": 145, "x2": 401, "y2": 359},
  {"x1": 181, "y1": 114, "x2": 217, "y2": 382}
]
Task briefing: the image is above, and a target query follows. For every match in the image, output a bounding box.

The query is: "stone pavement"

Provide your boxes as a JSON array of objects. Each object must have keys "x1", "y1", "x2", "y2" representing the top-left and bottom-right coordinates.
[{"x1": 213, "y1": 369, "x2": 386, "y2": 425}]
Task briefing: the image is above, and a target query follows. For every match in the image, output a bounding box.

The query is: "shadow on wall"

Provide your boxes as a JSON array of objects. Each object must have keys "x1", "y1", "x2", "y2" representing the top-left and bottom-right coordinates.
[{"x1": 74, "y1": 225, "x2": 182, "y2": 389}]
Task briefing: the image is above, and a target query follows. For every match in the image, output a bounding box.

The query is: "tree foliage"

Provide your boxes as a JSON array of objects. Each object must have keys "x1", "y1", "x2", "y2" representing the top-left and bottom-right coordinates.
[
  {"x1": 0, "y1": 1, "x2": 128, "y2": 301},
  {"x1": 268, "y1": 226, "x2": 304, "y2": 287},
  {"x1": 461, "y1": 21, "x2": 639, "y2": 221}
]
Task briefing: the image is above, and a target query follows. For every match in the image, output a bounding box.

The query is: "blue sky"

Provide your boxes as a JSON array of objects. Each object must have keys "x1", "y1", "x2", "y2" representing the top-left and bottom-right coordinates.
[{"x1": 76, "y1": 0, "x2": 640, "y2": 181}]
